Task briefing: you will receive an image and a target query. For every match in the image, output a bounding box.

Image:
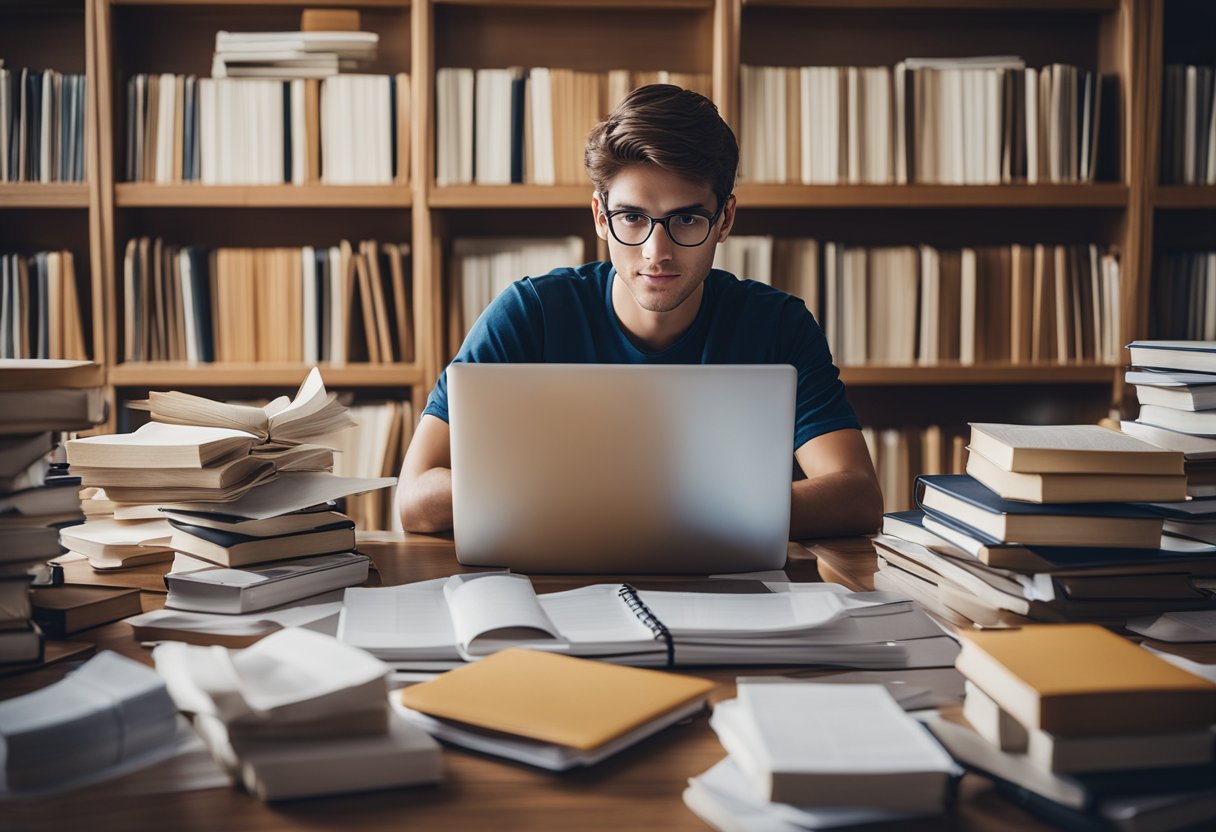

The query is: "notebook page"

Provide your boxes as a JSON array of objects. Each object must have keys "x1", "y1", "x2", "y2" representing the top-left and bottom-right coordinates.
[
  {"x1": 539, "y1": 584, "x2": 656, "y2": 645},
  {"x1": 444, "y1": 573, "x2": 560, "y2": 656},
  {"x1": 337, "y1": 579, "x2": 456, "y2": 655},
  {"x1": 635, "y1": 590, "x2": 846, "y2": 637}
]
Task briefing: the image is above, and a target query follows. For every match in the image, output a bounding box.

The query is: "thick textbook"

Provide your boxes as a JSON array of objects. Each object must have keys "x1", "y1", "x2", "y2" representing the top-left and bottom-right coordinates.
[
  {"x1": 968, "y1": 423, "x2": 1185, "y2": 475},
  {"x1": 965, "y1": 450, "x2": 1187, "y2": 503},
  {"x1": 398, "y1": 647, "x2": 714, "y2": 769},
  {"x1": 338, "y1": 573, "x2": 959, "y2": 669},
  {"x1": 1127, "y1": 340, "x2": 1216, "y2": 373},
  {"x1": 709, "y1": 682, "x2": 959, "y2": 810},
  {"x1": 65, "y1": 422, "x2": 259, "y2": 469},
  {"x1": 167, "y1": 517, "x2": 356, "y2": 568},
  {"x1": 916, "y1": 475, "x2": 1164, "y2": 548},
  {"x1": 955, "y1": 624, "x2": 1216, "y2": 736},
  {"x1": 30, "y1": 585, "x2": 142, "y2": 637},
  {"x1": 164, "y1": 551, "x2": 369, "y2": 614}
]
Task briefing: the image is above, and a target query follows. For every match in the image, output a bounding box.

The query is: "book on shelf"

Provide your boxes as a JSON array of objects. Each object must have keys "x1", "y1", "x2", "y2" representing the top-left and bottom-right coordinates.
[
  {"x1": 166, "y1": 517, "x2": 356, "y2": 568},
  {"x1": 397, "y1": 647, "x2": 715, "y2": 771},
  {"x1": 164, "y1": 550, "x2": 369, "y2": 614},
  {"x1": 119, "y1": 237, "x2": 413, "y2": 365},
  {"x1": 1160, "y1": 64, "x2": 1216, "y2": 186},
  {"x1": 955, "y1": 624, "x2": 1216, "y2": 737},
  {"x1": 740, "y1": 60, "x2": 1106, "y2": 185},
  {"x1": 126, "y1": 72, "x2": 406, "y2": 185},
  {"x1": 29, "y1": 585, "x2": 142, "y2": 638},
  {"x1": 0, "y1": 66, "x2": 87, "y2": 183},
  {"x1": 330, "y1": 399, "x2": 414, "y2": 531},
  {"x1": 337, "y1": 572, "x2": 960, "y2": 670},
  {"x1": 708, "y1": 681, "x2": 959, "y2": 811},
  {"x1": 968, "y1": 423, "x2": 1186, "y2": 476},
  {"x1": 916, "y1": 475, "x2": 1165, "y2": 549},
  {"x1": 1150, "y1": 251, "x2": 1216, "y2": 343},
  {"x1": 964, "y1": 450, "x2": 1188, "y2": 504},
  {"x1": 435, "y1": 66, "x2": 710, "y2": 187},
  {"x1": 962, "y1": 680, "x2": 1215, "y2": 774},
  {"x1": 1, "y1": 251, "x2": 90, "y2": 362}
]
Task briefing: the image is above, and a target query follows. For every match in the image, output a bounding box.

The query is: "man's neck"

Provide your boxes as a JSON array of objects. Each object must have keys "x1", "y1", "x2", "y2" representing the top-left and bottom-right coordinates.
[{"x1": 611, "y1": 278, "x2": 704, "y2": 352}]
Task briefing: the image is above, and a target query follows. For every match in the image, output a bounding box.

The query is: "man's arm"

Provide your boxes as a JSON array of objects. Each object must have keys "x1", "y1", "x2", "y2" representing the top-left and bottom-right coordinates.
[
  {"x1": 790, "y1": 428, "x2": 883, "y2": 540},
  {"x1": 396, "y1": 414, "x2": 455, "y2": 533}
]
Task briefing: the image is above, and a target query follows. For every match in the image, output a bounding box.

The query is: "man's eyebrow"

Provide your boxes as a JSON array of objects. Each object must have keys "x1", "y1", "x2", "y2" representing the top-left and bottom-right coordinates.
[{"x1": 609, "y1": 202, "x2": 713, "y2": 214}]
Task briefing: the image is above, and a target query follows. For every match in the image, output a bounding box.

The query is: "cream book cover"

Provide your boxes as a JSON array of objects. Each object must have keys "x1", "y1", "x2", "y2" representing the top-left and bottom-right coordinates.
[{"x1": 399, "y1": 647, "x2": 714, "y2": 752}]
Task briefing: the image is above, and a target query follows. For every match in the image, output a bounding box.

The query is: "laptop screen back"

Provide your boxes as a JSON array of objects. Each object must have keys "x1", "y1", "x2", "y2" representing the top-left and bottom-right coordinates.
[{"x1": 448, "y1": 363, "x2": 795, "y2": 573}]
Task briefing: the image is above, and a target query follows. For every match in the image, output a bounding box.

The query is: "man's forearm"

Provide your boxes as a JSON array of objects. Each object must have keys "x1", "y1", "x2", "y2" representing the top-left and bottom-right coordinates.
[
  {"x1": 789, "y1": 470, "x2": 884, "y2": 540},
  {"x1": 397, "y1": 467, "x2": 455, "y2": 533}
]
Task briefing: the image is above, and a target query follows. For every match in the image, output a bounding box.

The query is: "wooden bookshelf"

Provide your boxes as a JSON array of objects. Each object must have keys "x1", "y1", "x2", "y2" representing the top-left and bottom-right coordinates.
[{"x1": 2, "y1": 0, "x2": 1193, "y2": 515}]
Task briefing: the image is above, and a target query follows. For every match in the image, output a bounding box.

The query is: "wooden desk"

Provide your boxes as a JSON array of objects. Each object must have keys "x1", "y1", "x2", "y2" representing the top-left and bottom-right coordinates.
[{"x1": 2, "y1": 535, "x2": 1053, "y2": 832}]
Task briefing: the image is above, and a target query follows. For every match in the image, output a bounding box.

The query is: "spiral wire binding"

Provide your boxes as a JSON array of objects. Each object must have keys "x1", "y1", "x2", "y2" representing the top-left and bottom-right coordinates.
[{"x1": 618, "y1": 583, "x2": 674, "y2": 667}]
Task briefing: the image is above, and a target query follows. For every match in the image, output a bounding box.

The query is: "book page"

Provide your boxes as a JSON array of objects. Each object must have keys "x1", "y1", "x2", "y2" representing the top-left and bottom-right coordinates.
[
  {"x1": 972, "y1": 423, "x2": 1166, "y2": 452},
  {"x1": 445, "y1": 573, "x2": 560, "y2": 656},
  {"x1": 635, "y1": 589, "x2": 846, "y2": 637},
  {"x1": 539, "y1": 584, "x2": 655, "y2": 645},
  {"x1": 337, "y1": 579, "x2": 457, "y2": 656},
  {"x1": 164, "y1": 472, "x2": 395, "y2": 519}
]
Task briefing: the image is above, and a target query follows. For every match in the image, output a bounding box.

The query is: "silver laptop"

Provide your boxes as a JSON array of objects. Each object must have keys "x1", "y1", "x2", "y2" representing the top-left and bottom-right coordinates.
[{"x1": 448, "y1": 363, "x2": 795, "y2": 574}]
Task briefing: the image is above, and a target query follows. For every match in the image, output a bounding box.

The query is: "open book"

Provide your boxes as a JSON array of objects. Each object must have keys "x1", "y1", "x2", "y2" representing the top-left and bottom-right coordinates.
[
  {"x1": 337, "y1": 573, "x2": 959, "y2": 669},
  {"x1": 126, "y1": 367, "x2": 356, "y2": 446}
]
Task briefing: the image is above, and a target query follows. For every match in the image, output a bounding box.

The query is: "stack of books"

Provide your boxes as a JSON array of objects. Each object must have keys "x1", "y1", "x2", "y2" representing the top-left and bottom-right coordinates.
[
  {"x1": 684, "y1": 680, "x2": 960, "y2": 829},
  {"x1": 0, "y1": 63, "x2": 88, "y2": 183},
  {"x1": 1123, "y1": 340, "x2": 1216, "y2": 500},
  {"x1": 211, "y1": 28, "x2": 378, "y2": 80},
  {"x1": 926, "y1": 625, "x2": 1216, "y2": 832},
  {"x1": 59, "y1": 368, "x2": 365, "y2": 573},
  {"x1": 153, "y1": 627, "x2": 441, "y2": 800},
  {"x1": 875, "y1": 423, "x2": 1216, "y2": 628},
  {"x1": 0, "y1": 359, "x2": 105, "y2": 667}
]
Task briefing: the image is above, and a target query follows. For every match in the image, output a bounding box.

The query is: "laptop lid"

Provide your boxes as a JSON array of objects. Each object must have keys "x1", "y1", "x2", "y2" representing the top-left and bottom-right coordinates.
[{"x1": 448, "y1": 363, "x2": 795, "y2": 574}]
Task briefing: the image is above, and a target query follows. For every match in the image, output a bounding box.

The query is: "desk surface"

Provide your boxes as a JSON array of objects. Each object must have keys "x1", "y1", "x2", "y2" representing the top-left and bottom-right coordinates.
[{"x1": 2, "y1": 535, "x2": 1056, "y2": 832}]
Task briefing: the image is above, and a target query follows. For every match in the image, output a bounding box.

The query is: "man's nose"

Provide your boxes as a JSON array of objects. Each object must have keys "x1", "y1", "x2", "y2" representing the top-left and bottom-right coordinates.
[{"x1": 643, "y1": 221, "x2": 674, "y2": 260}]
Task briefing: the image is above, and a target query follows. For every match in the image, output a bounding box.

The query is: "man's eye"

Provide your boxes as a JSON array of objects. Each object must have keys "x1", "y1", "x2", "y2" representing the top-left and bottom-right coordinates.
[
  {"x1": 672, "y1": 214, "x2": 701, "y2": 226},
  {"x1": 619, "y1": 213, "x2": 646, "y2": 225}
]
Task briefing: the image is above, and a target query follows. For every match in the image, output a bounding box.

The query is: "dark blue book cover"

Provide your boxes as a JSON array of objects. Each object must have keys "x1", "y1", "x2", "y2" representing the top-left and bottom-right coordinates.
[
  {"x1": 916, "y1": 475, "x2": 1163, "y2": 519},
  {"x1": 509, "y1": 71, "x2": 526, "y2": 184},
  {"x1": 168, "y1": 517, "x2": 355, "y2": 548}
]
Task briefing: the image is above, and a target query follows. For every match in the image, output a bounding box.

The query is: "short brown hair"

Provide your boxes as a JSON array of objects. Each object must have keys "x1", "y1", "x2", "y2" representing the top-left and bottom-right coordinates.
[{"x1": 584, "y1": 84, "x2": 738, "y2": 208}]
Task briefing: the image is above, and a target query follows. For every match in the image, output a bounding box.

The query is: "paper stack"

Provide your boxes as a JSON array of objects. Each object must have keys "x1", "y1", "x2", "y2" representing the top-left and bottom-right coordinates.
[
  {"x1": 926, "y1": 624, "x2": 1216, "y2": 832},
  {"x1": 0, "y1": 359, "x2": 106, "y2": 666},
  {"x1": 875, "y1": 422, "x2": 1216, "y2": 628},
  {"x1": 684, "y1": 680, "x2": 959, "y2": 830},
  {"x1": 153, "y1": 627, "x2": 441, "y2": 800},
  {"x1": 0, "y1": 651, "x2": 181, "y2": 797},
  {"x1": 338, "y1": 573, "x2": 961, "y2": 670}
]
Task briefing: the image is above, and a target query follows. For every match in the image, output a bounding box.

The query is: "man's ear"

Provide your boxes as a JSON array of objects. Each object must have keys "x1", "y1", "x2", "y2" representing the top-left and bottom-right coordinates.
[
  {"x1": 717, "y1": 194, "x2": 737, "y2": 243},
  {"x1": 591, "y1": 192, "x2": 609, "y2": 241}
]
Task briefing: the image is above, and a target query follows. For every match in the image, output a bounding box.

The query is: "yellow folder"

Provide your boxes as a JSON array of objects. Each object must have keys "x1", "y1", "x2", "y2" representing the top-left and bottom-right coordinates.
[{"x1": 399, "y1": 648, "x2": 716, "y2": 751}]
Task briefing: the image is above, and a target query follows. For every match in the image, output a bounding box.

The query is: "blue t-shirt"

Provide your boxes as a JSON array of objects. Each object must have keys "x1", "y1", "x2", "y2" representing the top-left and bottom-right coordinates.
[{"x1": 423, "y1": 262, "x2": 860, "y2": 449}]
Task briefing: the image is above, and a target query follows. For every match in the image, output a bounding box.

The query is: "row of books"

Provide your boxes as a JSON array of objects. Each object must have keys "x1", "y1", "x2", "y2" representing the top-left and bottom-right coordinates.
[
  {"x1": 332, "y1": 400, "x2": 415, "y2": 531},
  {"x1": 446, "y1": 236, "x2": 584, "y2": 356},
  {"x1": 0, "y1": 65, "x2": 87, "y2": 183},
  {"x1": 739, "y1": 60, "x2": 1105, "y2": 185},
  {"x1": 928, "y1": 625, "x2": 1216, "y2": 832},
  {"x1": 1150, "y1": 250, "x2": 1216, "y2": 341},
  {"x1": 717, "y1": 238, "x2": 1123, "y2": 366},
  {"x1": 1161, "y1": 64, "x2": 1216, "y2": 185},
  {"x1": 0, "y1": 250, "x2": 90, "y2": 361},
  {"x1": 120, "y1": 237, "x2": 414, "y2": 365},
  {"x1": 124, "y1": 73, "x2": 410, "y2": 185},
  {"x1": 435, "y1": 67, "x2": 710, "y2": 187},
  {"x1": 211, "y1": 28, "x2": 379, "y2": 80},
  {"x1": 861, "y1": 424, "x2": 969, "y2": 513}
]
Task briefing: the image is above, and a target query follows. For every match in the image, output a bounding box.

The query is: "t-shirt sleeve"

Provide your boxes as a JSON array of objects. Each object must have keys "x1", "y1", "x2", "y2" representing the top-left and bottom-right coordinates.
[
  {"x1": 421, "y1": 280, "x2": 543, "y2": 423},
  {"x1": 781, "y1": 300, "x2": 861, "y2": 448}
]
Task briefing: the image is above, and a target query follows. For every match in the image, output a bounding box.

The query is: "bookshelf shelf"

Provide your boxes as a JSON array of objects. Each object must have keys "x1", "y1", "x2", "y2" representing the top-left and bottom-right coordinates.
[
  {"x1": 436, "y1": 0, "x2": 710, "y2": 7},
  {"x1": 428, "y1": 185, "x2": 593, "y2": 209},
  {"x1": 110, "y1": 1, "x2": 407, "y2": 6},
  {"x1": 0, "y1": 184, "x2": 90, "y2": 209},
  {"x1": 1152, "y1": 186, "x2": 1216, "y2": 210},
  {"x1": 839, "y1": 364, "x2": 1119, "y2": 386},
  {"x1": 734, "y1": 184, "x2": 1130, "y2": 209},
  {"x1": 740, "y1": 0, "x2": 1117, "y2": 10},
  {"x1": 114, "y1": 184, "x2": 413, "y2": 209},
  {"x1": 109, "y1": 363, "x2": 425, "y2": 388}
]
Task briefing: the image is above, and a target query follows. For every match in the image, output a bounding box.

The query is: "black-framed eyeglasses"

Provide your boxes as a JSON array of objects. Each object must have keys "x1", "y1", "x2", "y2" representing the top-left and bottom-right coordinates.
[{"x1": 599, "y1": 193, "x2": 725, "y2": 248}]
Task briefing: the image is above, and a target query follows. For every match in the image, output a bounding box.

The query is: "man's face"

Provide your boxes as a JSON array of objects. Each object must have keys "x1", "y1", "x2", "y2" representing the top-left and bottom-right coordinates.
[{"x1": 593, "y1": 164, "x2": 735, "y2": 319}]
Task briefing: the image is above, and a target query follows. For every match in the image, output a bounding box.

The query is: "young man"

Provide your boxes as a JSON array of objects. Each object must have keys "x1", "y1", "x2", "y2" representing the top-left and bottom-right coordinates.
[{"x1": 398, "y1": 84, "x2": 882, "y2": 538}]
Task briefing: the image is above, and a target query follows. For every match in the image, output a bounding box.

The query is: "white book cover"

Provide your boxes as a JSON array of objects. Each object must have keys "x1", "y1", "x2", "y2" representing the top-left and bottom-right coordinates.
[
  {"x1": 301, "y1": 245, "x2": 317, "y2": 363},
  {"x1": 1185, "y1": 66, "x2": 1197, "y2": 184},
  {"x1": 290, "y1": 79, "x2": 305, "y2": 185},
  {"x1": 327, "y1": 246, "x2": 345, "y2": 364},
  {"x1": 528, "y1": 67, "x2": 555, "y2": 185},
  {"x1": 846, "y1": 67, "x2": 861, "y2": 184},
  {"x1": 179, "y1": 250, "x2": 198, "y2": 364},
  {"x1": 474, "y1": 69, "x2": 512, "y2": 185},
  {"x1": 959, "y1": 247, "x2": 977, "y2": 365},
  {"x1": 155, "y1": 73, "x2": 174, "y2": 184},
  {"x1": 918, "y1": 245, "x2": 940, "y2": 364}
]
